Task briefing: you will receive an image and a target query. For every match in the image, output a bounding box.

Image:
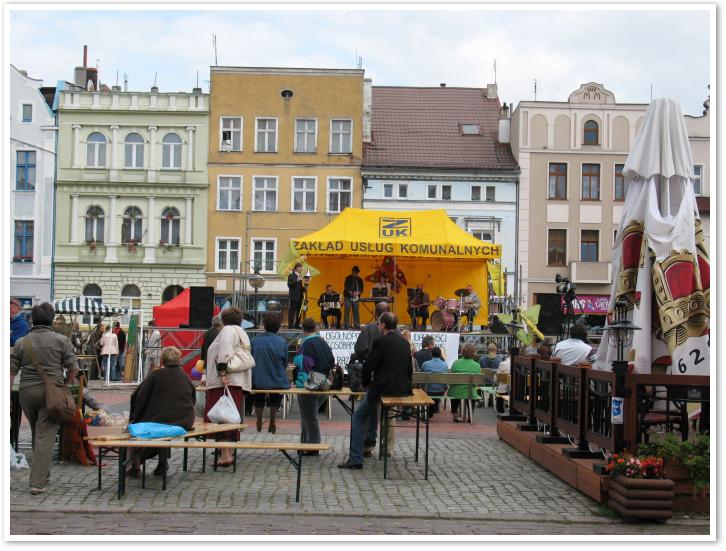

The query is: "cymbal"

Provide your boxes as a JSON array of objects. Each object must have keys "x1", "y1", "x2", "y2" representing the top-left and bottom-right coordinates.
[{"x1": 454, "y1": 288, "x2": 470, "y2": 297}]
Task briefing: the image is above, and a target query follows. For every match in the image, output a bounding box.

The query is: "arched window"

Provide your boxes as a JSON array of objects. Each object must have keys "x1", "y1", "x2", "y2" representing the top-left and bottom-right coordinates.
[
  {"x1": 120, "y1": 284, "x2": 142, "y2": 314},
  {"x1": 85, "y1": 205, "x2": 105, "y2": 243},
  {"x1": 162, "y1": 284, "x2": 184, "y2": 304},
  {"x1": 86, "y1": 132, "x2": 107, "y2": 167},
  {"x1": 161, "y1": 133, "x2": 182, "y2": 169},
  {"x1": 122, "y1": 206, "x2": 143, "y2": 243},
  {"x1": 82, "y1": 283, "x2": 103, "y2": 324},
  {"x1": 124, "y1": 132, "x2": 144, "y2": 168},
  {"x1": 159, "y1": 207, "x2": 180, "y2": 245},
  {"x1": 583, "y1": 120, "x2": 599, "y2": 145}
]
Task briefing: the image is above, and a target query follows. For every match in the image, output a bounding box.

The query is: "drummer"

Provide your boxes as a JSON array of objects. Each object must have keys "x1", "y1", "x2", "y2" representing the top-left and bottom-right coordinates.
[
  {"x1": 318, "y1": 284, "x2": 342, "y2": 329},
  {"x1": 458, "y1": 284, "x2": 481, "y2": 332}
]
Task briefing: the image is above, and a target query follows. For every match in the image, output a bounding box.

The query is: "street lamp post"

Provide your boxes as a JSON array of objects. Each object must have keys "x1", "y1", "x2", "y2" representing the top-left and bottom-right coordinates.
[
  {"x1": 603, "y1": 299, "x2": 641, "y2": 454},
  {"x1": 248, "y1": 265, "x2": 265, "y2": 328}
]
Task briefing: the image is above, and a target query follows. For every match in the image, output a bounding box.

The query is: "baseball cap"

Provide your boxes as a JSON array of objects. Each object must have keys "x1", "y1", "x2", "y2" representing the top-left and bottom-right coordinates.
[
  {"x1": 352, "y1": 266, "x2": 360, "y2": 272},
  {"x1": 10, "y1": 297, "x2": 22, "y2": 307}
]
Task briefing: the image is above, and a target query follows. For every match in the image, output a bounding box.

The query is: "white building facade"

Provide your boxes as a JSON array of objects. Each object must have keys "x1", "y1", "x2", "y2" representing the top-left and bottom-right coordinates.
[{"x1": 10, "y1": 65, "x2": 57, "y2": 306}]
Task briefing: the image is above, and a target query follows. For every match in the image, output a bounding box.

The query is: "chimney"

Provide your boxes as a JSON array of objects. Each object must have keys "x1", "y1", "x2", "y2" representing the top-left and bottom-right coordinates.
[
  {"x1": 486, "y1": 83, "x2": 498, "y2": 98},
  {"x1": 440, "y1": 83, "x2": 446, "y2": 87},
  {"x1": 363, "y1": 78, "x2": 373, "y2": 142},
  {"x1": 498, "y1": 102, "x2": 511, "y2": 144},
  {"x1": 83, "y1": 45, "x2": 88, "y2": 67}
]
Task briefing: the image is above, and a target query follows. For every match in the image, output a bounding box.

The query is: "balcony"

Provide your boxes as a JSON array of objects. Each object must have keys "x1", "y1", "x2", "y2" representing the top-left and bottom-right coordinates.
[{"x1": 569, "y1": 261, "x2": 612, "y2": 284}]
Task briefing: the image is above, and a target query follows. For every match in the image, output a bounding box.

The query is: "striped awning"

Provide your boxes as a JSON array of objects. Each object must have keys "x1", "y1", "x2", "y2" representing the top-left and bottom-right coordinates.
[{"x1": 51, "y1": 296, "x2": 128, "y2": 315}]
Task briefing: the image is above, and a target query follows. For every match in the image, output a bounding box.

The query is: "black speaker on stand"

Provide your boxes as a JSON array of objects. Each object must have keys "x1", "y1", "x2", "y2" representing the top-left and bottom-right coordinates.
[
  {"x1": 189, "y1": 286, "x2": 214, "y2": 328},
  {"x1": 535, "y1": 293, "x2": 563, "y2": 336}
]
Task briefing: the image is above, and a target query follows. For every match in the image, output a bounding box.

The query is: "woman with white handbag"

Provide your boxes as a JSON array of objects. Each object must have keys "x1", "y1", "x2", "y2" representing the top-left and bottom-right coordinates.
[{"x1": 203, "y1": 307, "x2": 255, "y2": 467}]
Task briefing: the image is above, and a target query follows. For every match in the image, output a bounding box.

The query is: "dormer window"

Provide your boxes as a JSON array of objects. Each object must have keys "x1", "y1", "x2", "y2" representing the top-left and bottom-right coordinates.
[
  {"x1": 460, "y1": 124, "x2": 480, "y2": 135},
  {"x1": 583, "y1": 120, "x2": 599, "y2": 145}
]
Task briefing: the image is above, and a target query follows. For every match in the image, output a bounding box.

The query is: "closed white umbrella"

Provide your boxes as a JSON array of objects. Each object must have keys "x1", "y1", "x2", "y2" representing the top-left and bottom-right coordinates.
[{"x1": 594, "y1": 98, "x2": 710, "y2": 375}]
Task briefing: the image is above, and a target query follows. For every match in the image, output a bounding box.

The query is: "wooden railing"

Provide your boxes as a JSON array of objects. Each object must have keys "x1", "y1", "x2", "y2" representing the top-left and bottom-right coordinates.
[{"x1": 506, "y1": 354, "x2": 709, "y2": 455}]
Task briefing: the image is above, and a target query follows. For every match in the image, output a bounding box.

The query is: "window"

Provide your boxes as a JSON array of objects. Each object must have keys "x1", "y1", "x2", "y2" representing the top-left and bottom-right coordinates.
[
  {"x1": 295, "y1": 119, "x2": 317, "y2": 153},
  {"x1": 85, "y1": 206, "x2": 105, "y2": 242},
  {"x1": 614, "y1": 164, "x2": 626, "y2": 201},
  {"x1": 383, "y1": 184, "x2": 393, "y2": 198},
  {"x1": 581, "y1": 230, "x2": 599, "y2": 262},
  {"x1": 548, "y1": 229, "x2": 567, "y2": 266},
  {"x1": 121, "y1": 207, "x2": 143, "y2": 242},
  {"x1": 398, "y1": 184, "x2": 408, "y2": 198},
  {"x1": 251, "y1": 239, "x2": 276, "y2": 273},
  {"x1": 124, "y1": 133, "x2": 144, "y2": 168},
  {"x1": 120, "y1": 284, "x2": 142, "y2": 315},
  {"x1": 442, "y1": 185, "x2": 452, "y2": 201},
  {"x1": 330, "y1": 119, "x2": 352, "y2": 153},
  {"x1": 13, "y1": 221, "x2": 34, "y2": 261},
  {"x1": 548, "y1": 163, "x2": 567, "y2": 199},
  {"x1": 253, "y1": 177, "x2": 278, "y2": 211},
  {"x1": 584, "y1": 120, "x2": 599, "y2": 145},
  {"x1": 581, "y1": 164, "x2": 601, "y2": 200},
  {"x1": 693, "y1": 165, "x2": 703, "y2": 195},
  {"x1": 485, "y1": 186, "x2": 496, "y2": 202},
  {"x1": 292, "y1": 177, "x2": 316, "y2": 212},
  {"x1": 216, "y1": 238, "x2": 240, "y2": 272},
  {"x1": 217, "y1": 176, "x2": 242, "y2": 211},
  {"x1": 160, "y1": 207, "x2": 180, "y2": 245},
  {"x1": 460, "y1": 124, "x2": 480, "y2": 135},
  {"x1": 328, "y1": 178, "x2": 352, "y2": 213},
  {"x1": 427, "y1": 185, "x2": 437, "y2": 199},
  {"x1": 255, "y1": 118, "x2": 277, "y2": 152},
  {"x1": 82, "y1": 284, "x2": 102, "y2": 324},
  {"x1": 161, "y1": 285, "x2": 183, "y2": 304},
  {"x1": 472, "y1": 231, "x2": 493, "y2": 242},
  {"x1": 22, "y1": 104, "x2": 32, "y2": 122},
  {"x1": 15, "y1": 151, "x2": 36, "y2": 191},
  {"x1": 86, "y1": 132, "x2": 107, "y2": 168},
  {"x1": 161, "y1": 133, "x2": 182, "y2": 169},
  {"x1": 220, "y1": 117, "x2": 242, "y2": 151},
  {"x1": 471, "y1": 186, "x2": 481, "y2": 201}
]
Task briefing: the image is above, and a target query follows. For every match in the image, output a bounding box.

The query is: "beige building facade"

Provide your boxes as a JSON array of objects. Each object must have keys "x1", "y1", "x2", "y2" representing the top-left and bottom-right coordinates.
[
  {"x1": 206, "y1": 67, "x2": 365, "y2": 310},
  {"x1": 511, "y1": 83, "x2": 710, "y2": 332}
]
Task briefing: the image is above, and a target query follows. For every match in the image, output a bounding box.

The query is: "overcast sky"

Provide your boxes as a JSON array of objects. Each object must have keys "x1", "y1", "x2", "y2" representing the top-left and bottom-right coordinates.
[{"x1": 8, "y1": 7, "x2": 711, "y2": 115}]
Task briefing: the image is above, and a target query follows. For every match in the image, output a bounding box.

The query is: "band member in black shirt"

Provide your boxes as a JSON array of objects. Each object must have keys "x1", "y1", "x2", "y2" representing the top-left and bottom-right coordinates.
[
  {"x1": 287, "y1": 263, "x2": 304, "y2": 329},
  {"x1": 318, "y1": 284, "x2": 342, "y2": 329}
]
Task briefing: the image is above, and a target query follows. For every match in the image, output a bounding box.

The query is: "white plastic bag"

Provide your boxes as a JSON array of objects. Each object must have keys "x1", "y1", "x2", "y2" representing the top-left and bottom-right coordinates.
[
  {"x1": 207, "y1": 386, "x2": 241, "y2": 424},
  {"x1": 10, "y1": 448, "x2": 29, "y2": 471}
]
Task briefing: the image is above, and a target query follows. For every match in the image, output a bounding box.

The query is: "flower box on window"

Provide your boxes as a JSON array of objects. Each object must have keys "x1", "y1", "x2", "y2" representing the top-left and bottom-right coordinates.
[
  {"x1": 159, "y1": 239, "x2": 178, "y2": 252},
  {"x1": 12, "y1": 256, "x2": 33, "y2": 263},
  {"x1": 85, "y1": 239, "x2": 102, "y2": 253},
  {"x1": 126, "y1": 239, "x2": 139, "y2": 254}
]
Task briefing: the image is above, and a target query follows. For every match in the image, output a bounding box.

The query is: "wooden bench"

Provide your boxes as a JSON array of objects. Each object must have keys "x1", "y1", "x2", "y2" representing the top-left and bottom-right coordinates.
[
  {"x1": 411, "y1": 372, "x2": 488, "y2": 423},
  {"x1": 379, "y1": 389, "x2": 435, "y2": 480},
  {"x1": 87, "y1": 436, "x2": 329, "y2": 502}
]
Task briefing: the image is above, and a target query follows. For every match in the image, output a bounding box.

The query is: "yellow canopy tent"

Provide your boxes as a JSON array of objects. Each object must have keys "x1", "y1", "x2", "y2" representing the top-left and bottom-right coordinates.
[{"x1": 291, "y1": 208, "x2": 501, "y2": 327}]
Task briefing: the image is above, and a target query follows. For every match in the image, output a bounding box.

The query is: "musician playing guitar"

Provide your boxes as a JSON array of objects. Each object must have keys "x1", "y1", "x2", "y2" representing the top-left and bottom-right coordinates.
[
  {"x1": 343, "y1": 266, "x2": 364, "y2": 329},
  {"x1": 408, "y1": 284, "x2": 430, "y2": 331},
  {"x1": 318, "y1": 284, "x2": 342, "y2": 329}
]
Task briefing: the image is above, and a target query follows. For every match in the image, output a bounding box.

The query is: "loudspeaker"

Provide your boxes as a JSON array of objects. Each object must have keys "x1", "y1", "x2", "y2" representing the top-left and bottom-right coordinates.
[
  {"x1": 189, "y1": 286, "x2": 214, "y2": 329},
  {"x1": 536, "y1": 293, "x2": 562, "y2": 335},
  {"x1": 489, "y1": 316, "x2": 508, "y2": 334}
]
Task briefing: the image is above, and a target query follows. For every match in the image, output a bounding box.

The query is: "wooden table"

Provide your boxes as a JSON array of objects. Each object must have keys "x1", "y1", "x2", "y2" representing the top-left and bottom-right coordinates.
[{"x1": 380, "y1": 389, "x2": 435, "y2": 480}]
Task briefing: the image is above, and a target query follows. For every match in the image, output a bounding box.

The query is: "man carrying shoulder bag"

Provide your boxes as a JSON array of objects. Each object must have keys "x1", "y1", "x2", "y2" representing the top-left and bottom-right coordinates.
[{"x1": 10, "y1": 303, "x2": 78, "y2": 495}]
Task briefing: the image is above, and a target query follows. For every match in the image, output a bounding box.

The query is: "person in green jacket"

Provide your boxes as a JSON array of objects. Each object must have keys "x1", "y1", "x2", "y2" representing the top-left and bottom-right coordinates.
[{"x1": 448, "y1": 342, "x2": 481, "y2": 422}]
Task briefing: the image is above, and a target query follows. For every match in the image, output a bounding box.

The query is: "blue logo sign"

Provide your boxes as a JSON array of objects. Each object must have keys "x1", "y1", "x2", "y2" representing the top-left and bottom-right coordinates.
[{"x1": 379, "y1": 218, "x2": 411, "y2": 238}]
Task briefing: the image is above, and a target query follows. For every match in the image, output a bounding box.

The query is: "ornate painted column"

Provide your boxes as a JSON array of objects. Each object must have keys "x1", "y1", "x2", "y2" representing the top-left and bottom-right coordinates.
[
  {"x1": 186, "y1": 126, "x2": 195, "y2": 171},
  {"x1": 70, "y1": 194, "x2": 79, "y2": 243},
  {"x1": 72, "y1": 124, "x2": 82, "y2": 168},
  {"x1": 148, "y1": 125, "x2": 157, "y2": 182},
  {"x1": 184, "y1": 196, "x2": 193, "y2": 245},
  {"x1": 143, "y1": 196, "x2": 156, "y2": 263},
  {"x1": 105, "y1": 195, "x2": 118, "y2": 263},
  {"x1": 109, "y1": 125, "x2": 119, "y2": 179}
]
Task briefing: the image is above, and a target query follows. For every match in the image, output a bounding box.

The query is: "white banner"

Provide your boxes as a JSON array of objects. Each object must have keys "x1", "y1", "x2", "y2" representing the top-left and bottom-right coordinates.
[{"x1": 319, "y1": 330, "x2": 460, "y2": 369}]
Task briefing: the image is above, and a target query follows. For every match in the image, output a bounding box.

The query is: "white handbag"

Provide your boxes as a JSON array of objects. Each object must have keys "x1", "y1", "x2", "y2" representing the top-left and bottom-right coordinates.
[
  {"x1": 226, "y1": 326, "x2": 255, "y2": 373},
  {"x1": 207, "y1": 386, "x2": 241, "y2": 424}
]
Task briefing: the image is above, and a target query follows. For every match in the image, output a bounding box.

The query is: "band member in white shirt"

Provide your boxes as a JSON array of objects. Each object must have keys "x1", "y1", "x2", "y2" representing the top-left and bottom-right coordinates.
[{"x1": 459, "y1": 284, "x2": 481, "y2": 332}]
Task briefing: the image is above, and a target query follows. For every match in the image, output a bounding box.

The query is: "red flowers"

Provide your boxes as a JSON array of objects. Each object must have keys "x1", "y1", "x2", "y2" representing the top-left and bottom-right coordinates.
[{"x1": 606, "y1": 453, "x2": 665, "y2": 479}]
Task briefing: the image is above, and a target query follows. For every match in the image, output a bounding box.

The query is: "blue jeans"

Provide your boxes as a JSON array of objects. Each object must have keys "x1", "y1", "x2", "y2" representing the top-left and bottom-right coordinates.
[
  {"x1": 349, "y1": 393, "x2": 380, "y2": 464},
  {"x1": 102, "y1": 354, "x2": 118, "y2": 380}
]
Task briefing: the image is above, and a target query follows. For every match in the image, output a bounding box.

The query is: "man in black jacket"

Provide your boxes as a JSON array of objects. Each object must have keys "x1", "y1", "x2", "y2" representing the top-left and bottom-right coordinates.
[
  {"x1": 343, "y1": 265, "x2": 364, "y2": 329},
  {"x1": 287, "y1": 262, "x2": 304, "y2": 329},
  {"x1": 353, "y1": 301, "x2": 389, "y2": 362},
  {"x1": 338, "y1": 312, "x2": 413, "y2": 469}
]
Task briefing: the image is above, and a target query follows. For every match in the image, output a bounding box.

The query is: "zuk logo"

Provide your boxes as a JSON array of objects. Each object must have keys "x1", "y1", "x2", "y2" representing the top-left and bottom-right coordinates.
[{"x1": 379, "y1": 218, "x2": 411, "y2": 237}]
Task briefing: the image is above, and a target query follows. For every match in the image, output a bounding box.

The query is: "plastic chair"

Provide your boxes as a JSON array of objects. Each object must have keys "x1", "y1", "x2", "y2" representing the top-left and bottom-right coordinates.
[{"x1": 478, "y1": 368, "x2": 497, "y2": 408}]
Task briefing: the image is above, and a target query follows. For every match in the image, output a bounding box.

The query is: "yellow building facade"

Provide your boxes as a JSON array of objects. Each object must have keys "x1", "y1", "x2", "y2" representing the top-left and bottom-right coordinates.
[{"x1": 206, "y1": 67, "x2": 365, "y2": 308}]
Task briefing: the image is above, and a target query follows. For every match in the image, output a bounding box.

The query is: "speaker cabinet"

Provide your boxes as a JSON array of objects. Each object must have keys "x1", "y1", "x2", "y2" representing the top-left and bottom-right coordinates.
[
  {"x1": 189, "y1": 286, "x2": 214, "y2": 329},
  {"x1": 535, "y1": 293, "x2": 562, "y2": 336}
]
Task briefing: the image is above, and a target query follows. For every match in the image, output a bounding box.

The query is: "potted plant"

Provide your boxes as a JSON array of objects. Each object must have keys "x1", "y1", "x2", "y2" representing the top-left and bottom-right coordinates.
[
  {"x1": 605, "y1": 452, "x2": 674, "y2": 521},
  {"x1": 159, "y1": 239, "x2": 176, "y2": 252},
  {"x1": 126, "y1": 239, "x2": 139, "y2": 254},
  {"x1": 85, "y1": 239, "x2": 99, "y2": 253}
]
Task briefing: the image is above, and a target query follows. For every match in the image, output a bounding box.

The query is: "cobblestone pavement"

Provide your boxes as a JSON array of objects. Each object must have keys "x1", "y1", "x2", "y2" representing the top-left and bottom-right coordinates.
[{"x1": 10, "y1": 388, "x2": 710, "y2": 536}]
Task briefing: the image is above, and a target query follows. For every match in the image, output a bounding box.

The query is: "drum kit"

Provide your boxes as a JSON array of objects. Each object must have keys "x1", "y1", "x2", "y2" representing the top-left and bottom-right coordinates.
[{"x1": 430, "y1": 288, "x2": 471, "y2": 332}]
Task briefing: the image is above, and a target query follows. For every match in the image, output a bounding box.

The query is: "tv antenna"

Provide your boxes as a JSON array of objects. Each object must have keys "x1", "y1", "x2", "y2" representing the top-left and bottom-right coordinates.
[
  {"x1": 212, "y1": 34, "x2": 218, "y2": 66},
  {"x1": 153, "y1": 72, "x2": 158, "y2": 88},
  {"x1": 115, "y1": 70, "x2": 119, "y2": 86},
  {"x1": 355, "y1": 49, "x2": 362, "y2": 70},
  {"x1": 123, "y1": 73, "x2": 128, "y2": 92},
  {"x1": 493, "y1": 59, "x2": 497, "y2": 84},
  {"x1": 534, "y1": 78, "x2": 538, "y2": 101},
  {"x1": 196, "y1": 70, "x2": 199, "y2": 88}
]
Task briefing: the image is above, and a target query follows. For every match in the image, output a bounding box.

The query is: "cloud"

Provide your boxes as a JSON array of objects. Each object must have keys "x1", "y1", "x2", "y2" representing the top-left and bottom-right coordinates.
[{"x1": 8, "y1": 8, "x2": 710, "y2": 113}]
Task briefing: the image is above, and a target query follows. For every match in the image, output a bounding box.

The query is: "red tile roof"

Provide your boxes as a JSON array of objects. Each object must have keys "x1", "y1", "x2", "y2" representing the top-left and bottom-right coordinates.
[{"x1": 363, "y1": 86, "x2": 518, "y2": 171}]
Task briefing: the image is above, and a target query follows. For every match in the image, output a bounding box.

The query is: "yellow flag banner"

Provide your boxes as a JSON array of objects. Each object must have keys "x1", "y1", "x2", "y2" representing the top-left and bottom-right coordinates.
[{"x1": 487, "y1": 261, "x2": 505, "y2": 296}]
